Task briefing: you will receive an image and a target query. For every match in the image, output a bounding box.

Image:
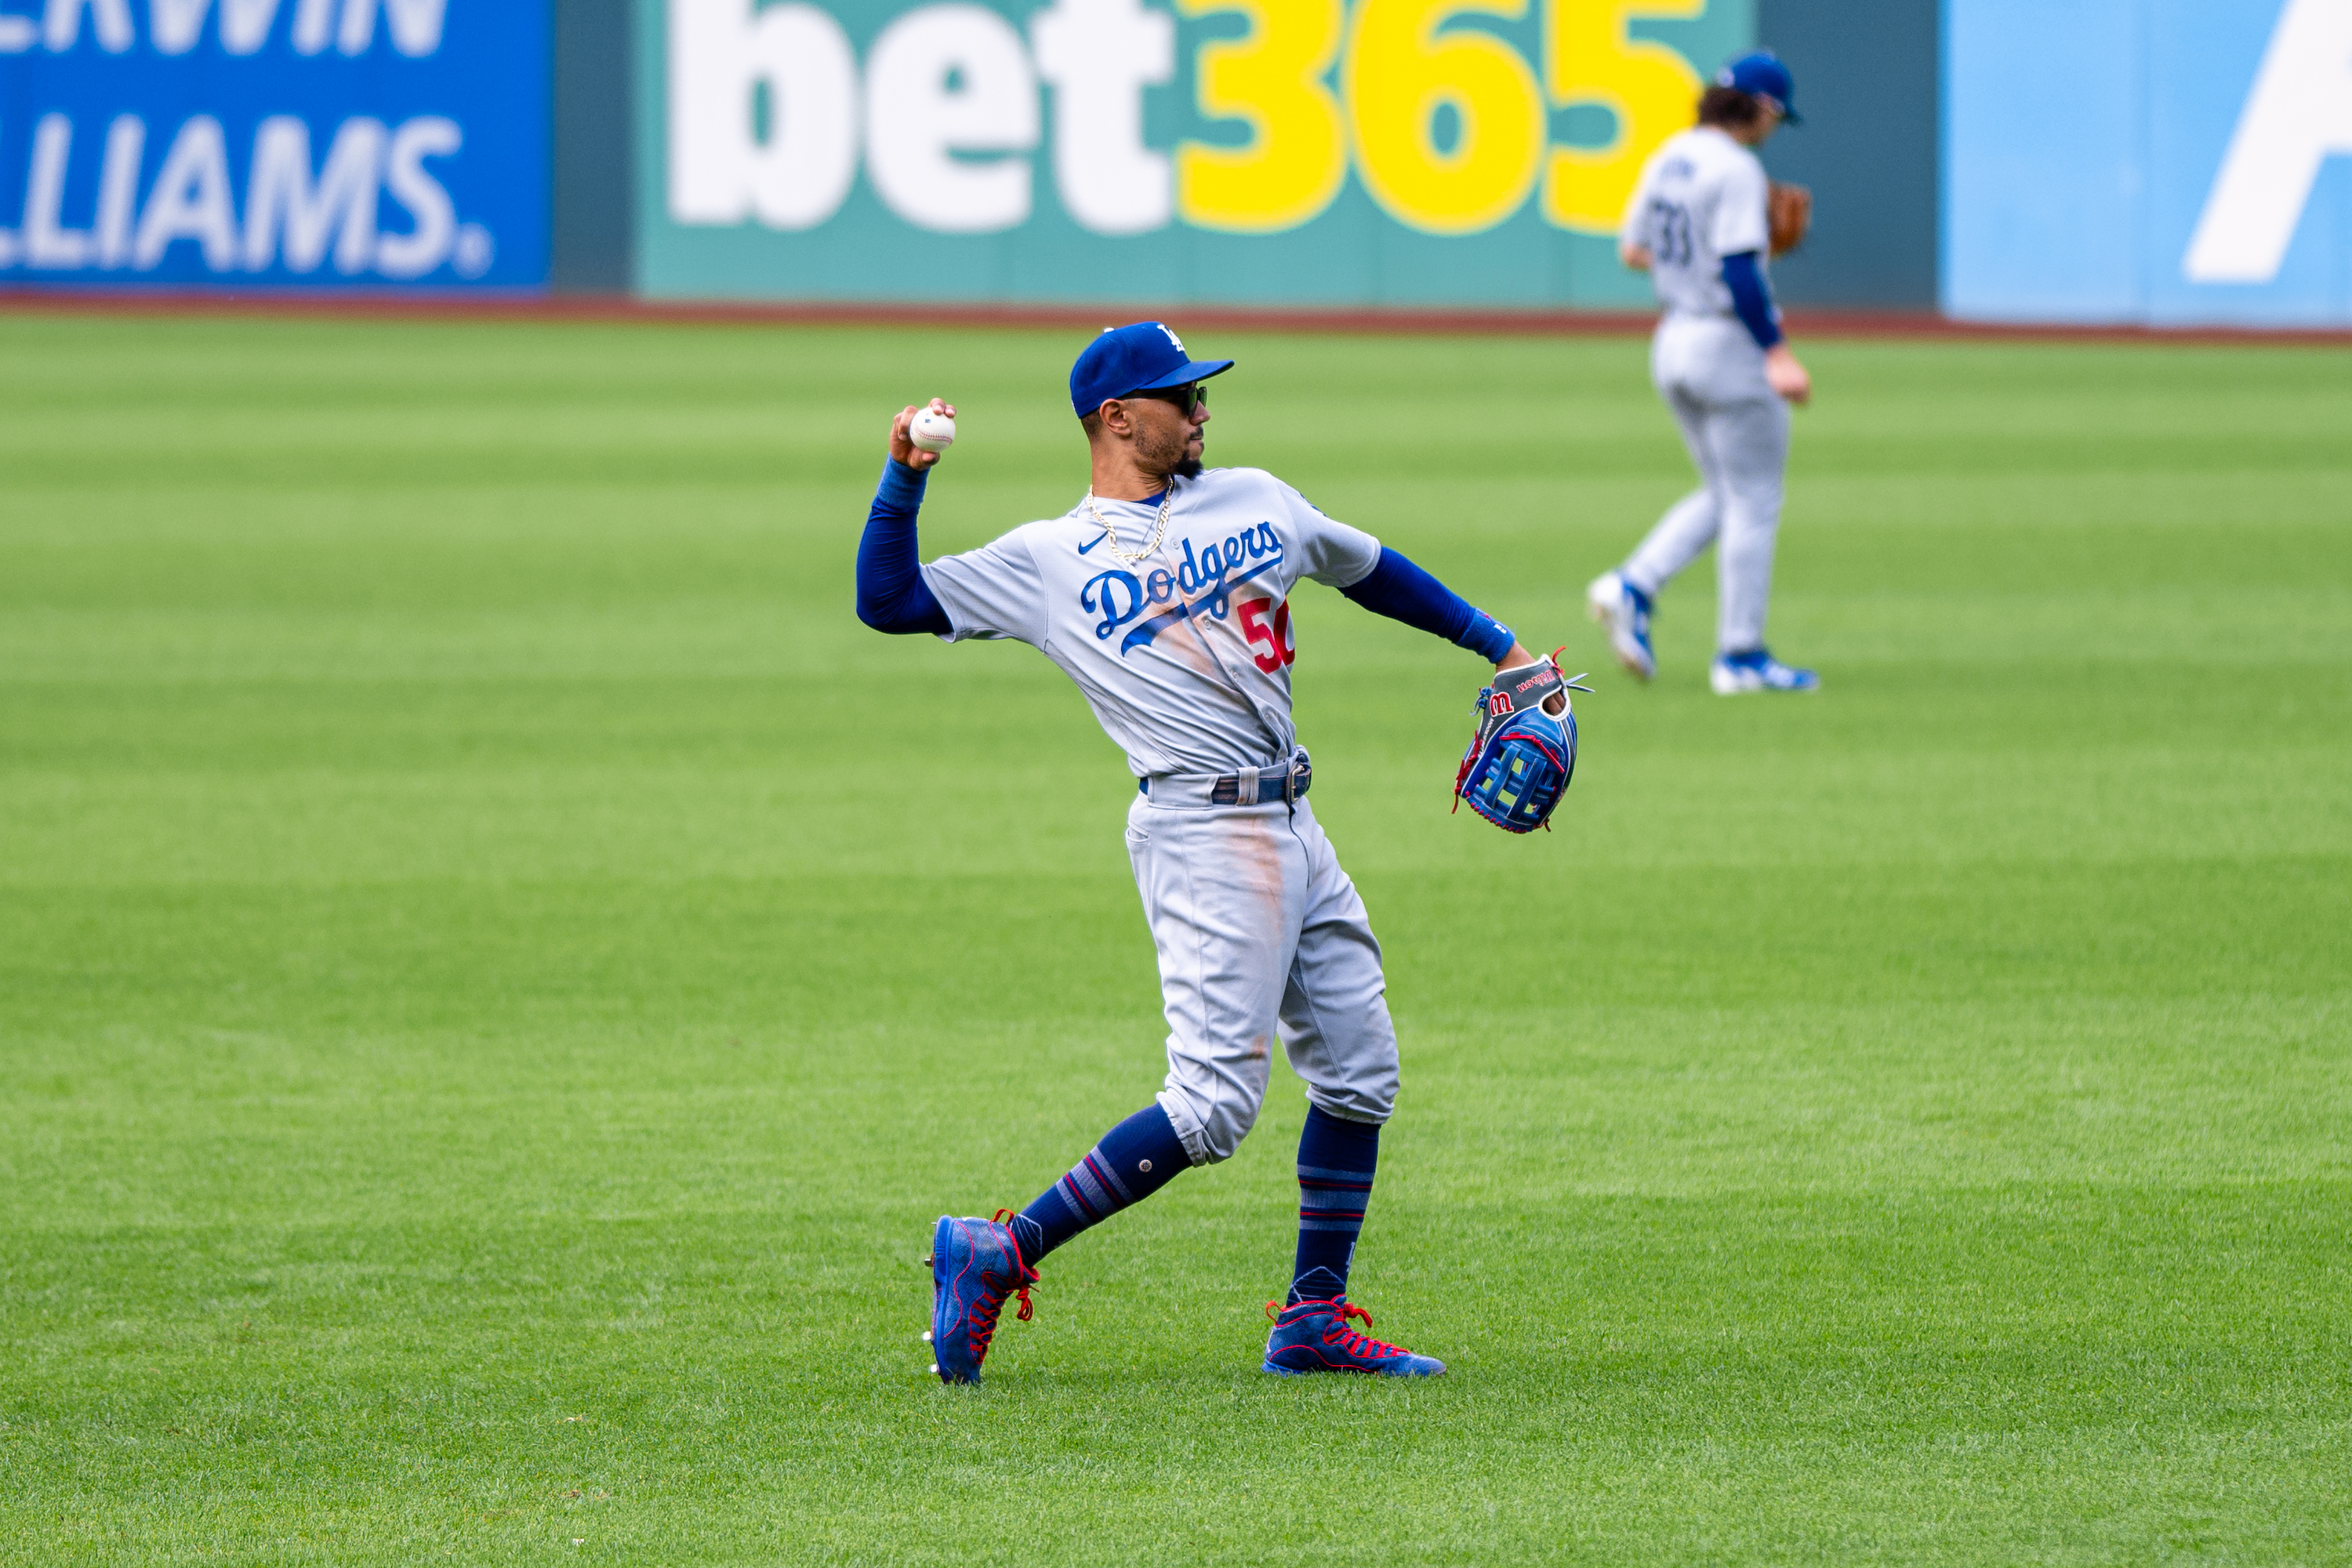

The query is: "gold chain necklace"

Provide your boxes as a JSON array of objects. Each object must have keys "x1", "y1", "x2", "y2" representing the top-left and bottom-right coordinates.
[{"x1": 1084, "y1": 483, "x2": 1174, "y2": 564}]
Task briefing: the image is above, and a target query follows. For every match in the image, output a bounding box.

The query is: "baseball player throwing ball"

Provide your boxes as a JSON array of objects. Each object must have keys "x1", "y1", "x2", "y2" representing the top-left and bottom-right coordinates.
[
  {"x1": 856, "y1": 322, "x2": 1579, "y2": 1381},
  {"x1": 1588, "y1": 50, "x2": 1820, "y2": 694}
]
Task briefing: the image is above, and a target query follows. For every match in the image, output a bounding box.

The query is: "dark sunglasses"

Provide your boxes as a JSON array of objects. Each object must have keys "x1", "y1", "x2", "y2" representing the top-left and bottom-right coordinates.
[{"x1": 1128, "y1": 381, "x2": 1208, "y2": 416}]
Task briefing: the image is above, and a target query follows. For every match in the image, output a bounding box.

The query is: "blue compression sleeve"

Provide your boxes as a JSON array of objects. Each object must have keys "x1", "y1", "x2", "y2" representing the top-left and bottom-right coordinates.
[
  {"x1": 1338, "y1": 546, "x2": 1515, "y2": 662},
  {"x1": 855, "y1": 457, "x2": 953, "y2": 636},
  {"x1": 1722, "y1": 250, "x2": 1784, "y2": 350}
]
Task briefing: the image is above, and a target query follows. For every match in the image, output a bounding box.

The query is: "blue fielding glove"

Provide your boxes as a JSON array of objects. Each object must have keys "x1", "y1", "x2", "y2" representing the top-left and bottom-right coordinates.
[{"x1": 1453, "y1": 654, "x2": 1592, "y2": 834}]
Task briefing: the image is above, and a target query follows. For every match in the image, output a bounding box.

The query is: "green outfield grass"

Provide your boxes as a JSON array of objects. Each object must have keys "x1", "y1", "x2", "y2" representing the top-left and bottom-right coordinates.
[{"x1": 2, "y1": 314, "x2": 2347, "y2": 1566}]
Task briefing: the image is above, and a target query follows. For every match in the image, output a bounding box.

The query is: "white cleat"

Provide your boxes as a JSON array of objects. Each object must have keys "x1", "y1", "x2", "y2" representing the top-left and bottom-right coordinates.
[
  {"x1": 1710, "y1": 648, "x2": 1820, "y2": 695},
  {"x1": 1586, "y1": 571, "x2": 1656, "y2": 681}
]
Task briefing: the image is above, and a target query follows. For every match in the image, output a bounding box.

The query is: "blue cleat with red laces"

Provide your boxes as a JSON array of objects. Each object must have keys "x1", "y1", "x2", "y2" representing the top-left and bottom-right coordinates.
[
  {"x1": 926, "y1": 1210, "x2": 1037, "y2": 1385},
  {"x1": 1261, "y1": 1298, "x2": 1446, "y2": 1377}
]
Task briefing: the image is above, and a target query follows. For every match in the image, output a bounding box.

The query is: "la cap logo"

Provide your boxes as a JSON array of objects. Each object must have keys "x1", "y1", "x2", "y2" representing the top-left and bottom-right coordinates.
[{"x1": 1158, "y1": 324, "x2": 1185, "y2": 353}]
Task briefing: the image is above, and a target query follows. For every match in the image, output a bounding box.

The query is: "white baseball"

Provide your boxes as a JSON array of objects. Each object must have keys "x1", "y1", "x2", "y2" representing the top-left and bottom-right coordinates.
[{"x1": 909, "y1": 408, "x2": 956, "y2": 453}]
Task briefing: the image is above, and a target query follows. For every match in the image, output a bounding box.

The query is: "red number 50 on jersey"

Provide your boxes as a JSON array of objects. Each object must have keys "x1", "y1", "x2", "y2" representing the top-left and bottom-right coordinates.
[{"x1": 1238, "y1": 597, "x2": 1295, "y2": 673}]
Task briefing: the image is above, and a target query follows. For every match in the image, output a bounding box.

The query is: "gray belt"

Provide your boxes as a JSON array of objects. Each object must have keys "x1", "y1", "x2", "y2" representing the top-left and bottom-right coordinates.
[{"x1": 1139, "y1": 750, "x2": 1312, "y2": 808}]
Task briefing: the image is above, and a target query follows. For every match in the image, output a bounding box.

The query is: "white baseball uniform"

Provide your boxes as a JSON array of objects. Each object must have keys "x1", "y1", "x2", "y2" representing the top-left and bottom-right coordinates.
[
  {"x1": 1619, "y1": 124, "x2": 1790, "y2": 654},
  {"x1": 922, "y1": 467, "x2": 1401, "y2": 1165}
]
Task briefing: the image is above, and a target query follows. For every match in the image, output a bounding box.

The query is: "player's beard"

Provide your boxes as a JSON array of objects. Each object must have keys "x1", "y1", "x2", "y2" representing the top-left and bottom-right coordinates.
[{"x1": 1139, "y1": 419, "x2": 1201, "y2": 485}]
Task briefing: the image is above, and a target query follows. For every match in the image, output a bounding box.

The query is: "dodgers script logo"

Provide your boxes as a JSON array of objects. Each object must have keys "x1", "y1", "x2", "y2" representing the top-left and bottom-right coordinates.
[{"x1": 1082, "y1": 523, "x2": 1283, "y2": 655}]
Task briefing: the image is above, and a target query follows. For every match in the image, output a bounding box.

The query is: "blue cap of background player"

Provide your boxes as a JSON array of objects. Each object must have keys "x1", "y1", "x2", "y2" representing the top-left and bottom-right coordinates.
[
  {"x1": 1069, "y1": 321, "x2": 1235, "y2": 417},
  {"x1": 1717, "y1": 50, "x2": 1799, "y2": 125}
]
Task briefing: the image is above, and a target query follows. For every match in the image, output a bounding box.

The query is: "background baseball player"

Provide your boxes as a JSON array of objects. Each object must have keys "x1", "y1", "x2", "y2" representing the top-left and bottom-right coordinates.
[
  {"x1": 1588, "y1": 50, "x2": 1821, "y2": 695},
  {"x1": 855, "y1": 322, "x2": 1570, "y2": 1382}
]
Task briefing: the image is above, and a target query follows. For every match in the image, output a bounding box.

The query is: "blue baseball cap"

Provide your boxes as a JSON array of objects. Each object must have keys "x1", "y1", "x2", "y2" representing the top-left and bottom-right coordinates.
[
  {"x1": 1069, "y1": 321, "x2": 1234, "y2": 417},
  {"x1": 1717, "y1": 50, "x2": 1799, "y2": 125}
]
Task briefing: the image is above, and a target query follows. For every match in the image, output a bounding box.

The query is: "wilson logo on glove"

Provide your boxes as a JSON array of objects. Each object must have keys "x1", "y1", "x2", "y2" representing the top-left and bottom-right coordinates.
[{"x1": 1453, "y1": 652, "x2": 1592, "y2": 834}]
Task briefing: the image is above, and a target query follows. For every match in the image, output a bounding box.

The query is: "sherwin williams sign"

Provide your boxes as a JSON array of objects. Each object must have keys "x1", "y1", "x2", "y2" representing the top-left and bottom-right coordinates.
[
  {"x1": 1947, "y1": 0, "x2": 2352, "y2": 325},
  {"x1": 636, "y1": 0, "x2": 1751, "y2": 303},
  {"x1": 0, "y1": 0, "x2": 548, "y2": 290}
]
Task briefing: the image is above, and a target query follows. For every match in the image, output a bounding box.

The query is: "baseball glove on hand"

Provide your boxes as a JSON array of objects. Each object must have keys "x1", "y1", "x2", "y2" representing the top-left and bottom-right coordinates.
[
  {"x1": 1768, "y1": 181, "x2": 1813, "y2": 256},
  {"x1": 1454, "y1": 652, "x2": 1592, "y2": 834}
]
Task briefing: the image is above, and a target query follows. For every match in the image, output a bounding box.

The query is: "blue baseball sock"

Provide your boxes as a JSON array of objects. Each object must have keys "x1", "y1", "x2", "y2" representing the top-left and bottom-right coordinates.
[
  {"x1": 1288, "y1": 1105, "x2": 1380, "y2": 1304},
  {"x1": 1008, "y1": 1103, "x2": 1189, "y2": 1264}
]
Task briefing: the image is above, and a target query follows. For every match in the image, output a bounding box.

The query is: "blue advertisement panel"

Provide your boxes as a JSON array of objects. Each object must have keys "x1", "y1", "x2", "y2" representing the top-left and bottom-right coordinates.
[
  {"x1": 634, "y1": 0, "x2": 1755, "y2": 307},
  {"x1": 0, "y1": 0, "x2": 549, "y2": 291},
  {"x1": 1946, "y1": 0, "x2": 2352, "y2": 326}
]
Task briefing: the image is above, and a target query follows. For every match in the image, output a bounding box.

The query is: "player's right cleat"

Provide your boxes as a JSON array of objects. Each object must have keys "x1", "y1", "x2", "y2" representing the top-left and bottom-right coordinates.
[
  {"x1": 1261, "y1": 1298, "x2": 1446, "y2": 1377},
  {"x1": 1586, "y1": 571, "x2": 1656, "y2": 681},
  {"x1": 1709, "y1": 647, "x2": 1820, "y2": 695},
  {"x1": 928, "y1": 1212, "x2": 1037, "y2": 1385}
]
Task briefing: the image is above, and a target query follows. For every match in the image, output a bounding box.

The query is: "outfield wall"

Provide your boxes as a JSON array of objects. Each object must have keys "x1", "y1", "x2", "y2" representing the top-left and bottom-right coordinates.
[{"x1": 4, "y1": 0, "x2": 2347, "y2": 325}]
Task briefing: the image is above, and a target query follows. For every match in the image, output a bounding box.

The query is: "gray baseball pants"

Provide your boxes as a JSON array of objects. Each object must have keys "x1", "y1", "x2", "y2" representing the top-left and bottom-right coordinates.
[
  {"x1": 1621, "y1": 312, "x2": 1791, "y2": 655},
  {"x1": 1124, "y1": 789, "x2": 1398, "y2": 1166}
]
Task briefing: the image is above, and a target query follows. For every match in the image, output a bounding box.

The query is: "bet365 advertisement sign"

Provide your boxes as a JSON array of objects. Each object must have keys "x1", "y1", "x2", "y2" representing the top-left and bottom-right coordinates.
[
  {"x1": 636, "y1": 0, "x2": 1750, "y2": 304},
  {"x1": 0, "y1": 0, "x2": 547, "y2": 291}
]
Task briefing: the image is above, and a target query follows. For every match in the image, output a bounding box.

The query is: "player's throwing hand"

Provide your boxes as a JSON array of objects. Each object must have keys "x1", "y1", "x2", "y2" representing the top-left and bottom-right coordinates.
[{"x1": 889, "y1": 397, "x2": 956, "y2": 471}]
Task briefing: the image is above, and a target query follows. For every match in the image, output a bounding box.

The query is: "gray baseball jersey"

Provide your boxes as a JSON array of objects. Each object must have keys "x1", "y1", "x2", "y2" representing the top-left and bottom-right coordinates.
[
  {"x1": 1621, "y1": 125, "x2": 1774, "y2": 321},
  {"x1": 921, "y1": 466, "x2": 1381, "y2": 778}
]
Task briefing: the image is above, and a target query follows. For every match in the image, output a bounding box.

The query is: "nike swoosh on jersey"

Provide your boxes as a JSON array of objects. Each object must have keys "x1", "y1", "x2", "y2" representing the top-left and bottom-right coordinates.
[{"x1": 1077, "y1": 530, "x2": 1111, "y2": 555}]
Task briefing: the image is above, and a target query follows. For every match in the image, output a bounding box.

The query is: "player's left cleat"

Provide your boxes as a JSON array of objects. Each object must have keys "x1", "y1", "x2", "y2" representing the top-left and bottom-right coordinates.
[
  {"x1": 1261, "y1": 1298, "x2": 1446, "y2": 1377},
  {"x1": 1586, "y1": 571, "x2": 1657, "y2": 681},
  {"x1": 1710, "y1": 648, "x2": 1819, "y2": 695},
  {"x1": 927, "y1": 1211, "x2": 1037, "y2": 1385}
]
